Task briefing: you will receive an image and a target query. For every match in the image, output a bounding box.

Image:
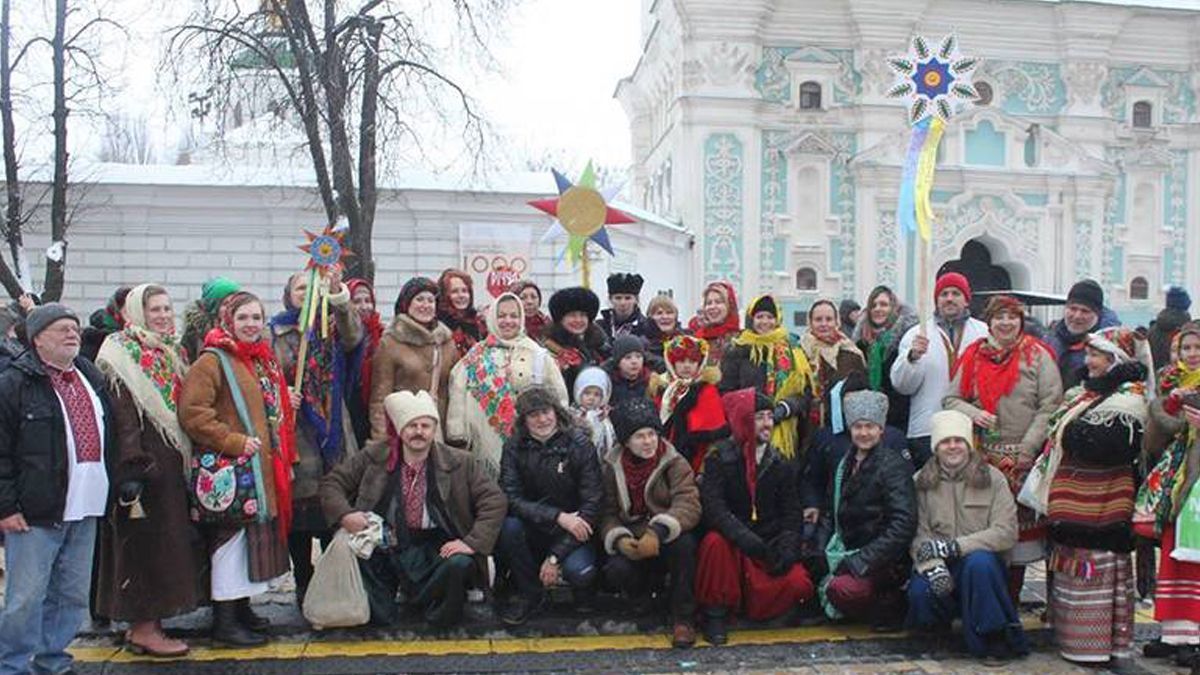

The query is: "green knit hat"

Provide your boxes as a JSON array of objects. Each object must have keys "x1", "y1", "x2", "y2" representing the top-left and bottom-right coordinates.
[{"x1": 201, "y1": 276, "x2": 241, "y2": 312}]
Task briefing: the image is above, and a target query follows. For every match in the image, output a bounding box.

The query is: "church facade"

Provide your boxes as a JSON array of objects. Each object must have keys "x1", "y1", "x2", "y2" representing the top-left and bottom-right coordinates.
[{"x1": 616, "y1": 0, "x2": 1200, "y2": 327}]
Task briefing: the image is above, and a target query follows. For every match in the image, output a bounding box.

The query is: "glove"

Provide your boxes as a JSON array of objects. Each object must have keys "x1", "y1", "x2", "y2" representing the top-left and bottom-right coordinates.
[
  {"x1": 924, "y1": 563, "x2": 955, "y2": 598},
  {"x1": 766, "y1": 550, "x2": 790, "y2": 576},
  {"x1": 772, "y1": 402, "x2": 791, "y2": 423},
  {"x1": 636, "y1": 529, "x2": 661, "y2": 559},
  {"x1": 118, "y1": 481, "x2": 143, "y2": 503},
  {"x1": 915, "y1": 539, "x2": 960, "y2": 563},
  {"x1": 837, "y1": 553, "x2": 869, "y2": 578},
  {"x1": 616, "y1": 535, "x2": 642, "y2": 560}
]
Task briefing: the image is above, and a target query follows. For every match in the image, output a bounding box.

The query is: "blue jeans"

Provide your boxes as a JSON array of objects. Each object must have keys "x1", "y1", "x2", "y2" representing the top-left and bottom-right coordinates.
[
  {"x1": 0, "y1": 518, "x2": 97, "y2": 675},
  {"x1": 495, "y1": 516, "x2": 597, "y2": 597},
  {"x1": 906, "y1": 550, "x2": 1029, "y2": 657}
]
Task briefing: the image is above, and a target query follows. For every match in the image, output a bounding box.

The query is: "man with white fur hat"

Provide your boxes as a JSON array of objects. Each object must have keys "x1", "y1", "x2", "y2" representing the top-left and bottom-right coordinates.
[
  {"x1": 908, "y1": 409, "x2": 1028, "y2": 662},
  {"x1": 319, "y1": 390, "x2": 507, "y2": 627}
]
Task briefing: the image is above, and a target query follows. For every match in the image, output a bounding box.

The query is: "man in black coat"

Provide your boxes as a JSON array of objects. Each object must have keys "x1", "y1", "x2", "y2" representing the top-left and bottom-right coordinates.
[
  {"x1": 822, "y1": 390, "x2": 916, "y2": 630},
  {"x1": 694, "y1": 388, "x2": 815, "y2": 645},
  {"x1": 596, "y1": 273, "x2": 650, "y2": 340},
  {"x1": 0, "y1": 304, "x2": 116, "y2": 675},
  {"x1": 495, "y1": 387, "x2": 603, "y2": 625}
]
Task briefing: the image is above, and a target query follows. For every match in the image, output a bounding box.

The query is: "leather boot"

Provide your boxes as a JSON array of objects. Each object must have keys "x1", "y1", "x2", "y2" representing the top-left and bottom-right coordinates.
[
  {"x1": 211, "y1": 600, "x2": 267, "y2": 648},
  {"x1": 236, "y1": 598, "x2": 271, "y2": 632}
]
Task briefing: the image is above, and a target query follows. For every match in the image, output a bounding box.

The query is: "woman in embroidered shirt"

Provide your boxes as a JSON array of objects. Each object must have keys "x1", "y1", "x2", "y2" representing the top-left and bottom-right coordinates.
[
  {"x1": 1036, "y1": 327, "x2": 1151, "y2": 665},
  {"x1": 720, "y1": 294, "x2": 814, "y2": 463},
  {"x1": 1140, "y1": 322, "x2": 1200, "y2": 668},
  {"x1": 94, "y1": 284, "x2": 199, "y2": 656},
  {"x1": 179, "y1": 291, "x2": 297, "y2": 648},
  {"x1": 944, "y1": 295, "x2": 1062, "y2": 603},
  {"x1": 345, "y1": 278, "x2": 384, "y2": 446},
  {"x1": 446, "y1": 293, "x2": 568, "y2": 477},
  {"x1": 688, "y1": 281, "x2": 740, "y2": 369},
  {"x1": 801, "y1": 300, "x2": 866, "y2": 431},
  {"x1": 437, "y1": 269, "x2": 487, "y2": 359}
]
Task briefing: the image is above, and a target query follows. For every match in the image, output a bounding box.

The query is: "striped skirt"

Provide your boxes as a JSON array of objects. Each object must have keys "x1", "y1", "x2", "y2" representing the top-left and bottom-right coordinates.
[
  {"x1": 1050, "y1": 546, "x2": 1134, "y2": 662},
  {"x1": 1155, "y1": 525, "x2": 1200, "y2": 646}
]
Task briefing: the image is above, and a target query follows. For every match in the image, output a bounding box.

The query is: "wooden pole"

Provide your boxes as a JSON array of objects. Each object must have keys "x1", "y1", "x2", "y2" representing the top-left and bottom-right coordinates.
[
  {"x1": 292, "y1": 269, "x2": 322, "y2": 392},
  {"x1": 917, "y1": 236, "x2": 930, "y2": 337},
  {"x1": 580, "y1": 240, "x2": 591, "y2": 289}
]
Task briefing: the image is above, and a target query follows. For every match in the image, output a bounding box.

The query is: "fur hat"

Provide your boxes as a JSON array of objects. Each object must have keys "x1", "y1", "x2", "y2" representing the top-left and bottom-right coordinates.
[
  {"x1": 934, "y1": 272, "x2": 971, "y2": 302},
  {"x1": 1166, "y1": 285, "x2": 1192, "y2": 312},
  {"x1": 606, "y1": 273, "x2": 644, "y2": 297},
  {"x1": 384, "y1": 390, "x2": 439, "y2": 431},
  {"x1": 842, "y1": 390, "x2": 888, "y2": 428},
  {"x1": 1066, "y1": 279, "x2": 1104, "y2": 316},
  {"x1": 549, "y1": 287, "x2": 600, "y2": 324},
  {"x1": 930, "y1": 410, "x2": 974, "y2": 453},
  {"x1": 612, "y1": 397, "x2": 662, "y2": 444},
  {"x1": 611, "y1": 335, "x2": 646, "y2": 364},
  {"x1": 516, "y1": 386, "x2": 561, "y2": 418},
  {"x1": 26, "y1": 303, "x2": 79, "y2": 343}
]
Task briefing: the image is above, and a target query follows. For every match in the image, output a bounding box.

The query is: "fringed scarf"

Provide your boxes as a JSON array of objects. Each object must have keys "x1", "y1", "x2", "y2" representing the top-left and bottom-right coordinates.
[
  {"x1": 955, "y1": 334, "x2": 1054, "y2": 414},
  {"x1": 95, "y1": 284, "x2": 192, "y2": 478},
  {"x1": 271, "y1": 304, "x2": 346, "y2": 471},
  {"x1": 204, "y1": 303, "x2": 297, "y2": 535},
  {"x1": 733, "y1": 327, "x2": 814, "y2": 460}
]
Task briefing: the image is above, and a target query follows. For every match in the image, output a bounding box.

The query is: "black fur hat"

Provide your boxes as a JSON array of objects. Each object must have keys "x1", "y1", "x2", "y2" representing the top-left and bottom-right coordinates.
[
  {"x1": 606, "y1": 273, "x2": 644, "y2": 297},
  {"x1": 549, "y1": 286, "x2": 601, "y2": 323}
]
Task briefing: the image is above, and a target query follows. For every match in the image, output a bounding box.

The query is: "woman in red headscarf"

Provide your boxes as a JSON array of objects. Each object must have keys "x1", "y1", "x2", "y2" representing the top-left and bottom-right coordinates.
[
  {"x1": 179, "y1": 291, "x2": 296, "y2": 648},
  {"x1": 437, "y1": 269, "x2": 487, "y2": 359},
  {"x1": 688, "y1": 281, "x2": 741, "y2": 370},
  {"x1": 945, "y1": 295, "x2": 1062, "y2": 603}
]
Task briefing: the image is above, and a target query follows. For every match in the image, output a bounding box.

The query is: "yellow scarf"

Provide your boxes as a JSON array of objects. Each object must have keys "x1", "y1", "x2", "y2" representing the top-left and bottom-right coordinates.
[{"x1": 732, "y1": 326, "x2": 813, "y2": 460}]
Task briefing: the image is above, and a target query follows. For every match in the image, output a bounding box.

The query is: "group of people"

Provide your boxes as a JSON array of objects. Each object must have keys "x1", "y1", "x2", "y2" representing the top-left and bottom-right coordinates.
[{"x1": 0, "y1": 264, "x2": 1197, "y2": 672}]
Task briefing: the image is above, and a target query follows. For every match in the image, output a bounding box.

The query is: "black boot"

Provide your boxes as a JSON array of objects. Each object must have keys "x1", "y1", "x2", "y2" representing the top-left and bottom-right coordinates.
[
  {"x1": 236, "y1": 598, "x2": 271, "y2": 632},
  {"x1": 702, "y1": 607, "x2": 728, "y2": 646},
  {"x1": 211, "y1": 601, "x2": 267, "y2": 648}
]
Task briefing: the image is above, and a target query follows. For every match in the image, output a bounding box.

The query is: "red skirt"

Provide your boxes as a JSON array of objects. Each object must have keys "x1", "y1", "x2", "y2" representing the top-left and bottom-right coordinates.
[{"x1": 1155, "y1": 525, "x2": 1200, "y2": 624}]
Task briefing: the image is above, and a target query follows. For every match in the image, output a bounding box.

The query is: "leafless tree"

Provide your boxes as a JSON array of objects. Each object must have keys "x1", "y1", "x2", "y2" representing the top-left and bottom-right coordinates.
[
  {"x1": 99, "y1": 112, "x2": 155, "y2": 164},
  {"x1": 167, "y1": 0, "x2": 517, "y2": 282}
]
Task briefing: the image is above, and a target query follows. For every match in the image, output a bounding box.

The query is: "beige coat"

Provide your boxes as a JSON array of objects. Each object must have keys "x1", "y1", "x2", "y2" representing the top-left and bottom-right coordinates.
[
  {"x1": 445, "y1": 337, "x2": 567, "y2": 477},
  {"x1": 943, "y1": 341, "x2": 1062, "y2": 457},
  {"x1": 369, "y1": 315, "x2": 459, "y2": 440},
  {"x1": 911, "y1": 453, "x2": 1017, "y2": 572}
]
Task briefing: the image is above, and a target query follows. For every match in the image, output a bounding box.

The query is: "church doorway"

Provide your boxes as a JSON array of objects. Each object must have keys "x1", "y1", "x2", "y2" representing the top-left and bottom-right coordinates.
[{"x1": 937, "y1": 239, "x2": 1012, "y2": 316}]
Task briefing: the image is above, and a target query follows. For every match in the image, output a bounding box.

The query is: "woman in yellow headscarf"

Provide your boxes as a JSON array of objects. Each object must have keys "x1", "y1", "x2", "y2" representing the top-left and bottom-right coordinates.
[{"x1": 719, "y1": 294, "x2": 814, "y2": 461}]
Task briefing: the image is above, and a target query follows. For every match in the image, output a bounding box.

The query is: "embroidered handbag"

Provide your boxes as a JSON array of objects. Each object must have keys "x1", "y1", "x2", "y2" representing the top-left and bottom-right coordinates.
[{"x1": 188, "y1": 348, "x2": 270, "y2": 528}]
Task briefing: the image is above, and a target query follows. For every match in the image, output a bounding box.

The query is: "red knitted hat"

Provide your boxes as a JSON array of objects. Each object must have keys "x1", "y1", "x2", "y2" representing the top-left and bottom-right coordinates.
[{"x1": 934, "y1": 272, "x2": 971, "y2": 302}]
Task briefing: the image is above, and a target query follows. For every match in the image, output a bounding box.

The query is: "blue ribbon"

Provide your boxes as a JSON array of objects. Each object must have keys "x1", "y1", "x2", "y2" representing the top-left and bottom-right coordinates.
[
  {"x1": 897, "y1": 117, "x2": 931, "y2": 236},
  {"x1": 830, "y1": 379, "x2": 848, "y2": 435}
]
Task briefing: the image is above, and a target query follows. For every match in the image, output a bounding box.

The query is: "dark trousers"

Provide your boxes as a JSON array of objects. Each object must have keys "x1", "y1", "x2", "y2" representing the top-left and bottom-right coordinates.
[
  {"x1": 906, "y1": 551, "x2": 1030, "y2": 657},
  {"x1": 603, "y1": 532, "x2": 697, "y2": 622},
  {"x1": 495, "y1": 516, "x2": 597, "y2": 598},
  {"x1": 359, "y1": 538, "x2": 475, "y2": 627},
  {"x1": 907, "y1": 436, "x2": 932, "y2": 470},
  {"x1": 288, "y1": 529, "x2": 333, "y2": 602}
]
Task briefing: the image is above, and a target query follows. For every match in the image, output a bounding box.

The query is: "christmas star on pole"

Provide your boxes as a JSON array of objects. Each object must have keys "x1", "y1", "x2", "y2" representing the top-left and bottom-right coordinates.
[{"x1": 529, "y1": 160, "x2": 635, "y2": 266}]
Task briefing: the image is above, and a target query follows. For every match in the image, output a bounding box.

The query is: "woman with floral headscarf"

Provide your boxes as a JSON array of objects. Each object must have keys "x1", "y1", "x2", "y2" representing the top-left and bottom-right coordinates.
[
  {"x1": 345, "y1": 278, "x2": 383, "y2": 446},
  {"x1": 446, "y1": 292, "x2": 568, "y2": 477},
  {"x1": 720, "y1": 294, "x2": 814, "y2": 462},
  {"x1": 689, "y1": 281, "x2": 740, "y2": 369},
  {"x1": 179, "y1": 291, "x2": 296, "y2": 647},
  {"x1": 1035, "y1": 327, "x2": 1151, "y2": 665},
  {"x1": 801, "y1": 299, "x2": 866, "y2": 430},
  {"x1": 945, "y1": 295, "x2": 1062, "y2": 603},
  {"x1": 370, "y1": 277, "x2": 459, "y2": 440},
  {"x1": 649, "y1": 335, "x2": 728, "y2": 474},
  {"x1": 1140, "y1": 322, "x2": 1200, "y2": 668},
  {"x1": 437, "y1": 269, "x2": 487, "y2": 359},
  {"x1": 270, "y1": 269, "x2": 362, "y2": 606},
  {"x1": 94, "y1": 284, "x2": 199, "y2": 656}
]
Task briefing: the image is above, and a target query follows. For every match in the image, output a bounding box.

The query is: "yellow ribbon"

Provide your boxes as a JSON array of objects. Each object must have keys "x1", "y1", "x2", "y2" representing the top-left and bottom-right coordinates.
[{"x1": 914, "y1": 117, "x2": 945, "y2": 241}]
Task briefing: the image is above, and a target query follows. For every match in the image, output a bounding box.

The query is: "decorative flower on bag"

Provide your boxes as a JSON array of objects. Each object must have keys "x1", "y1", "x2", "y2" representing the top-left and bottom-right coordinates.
[
  {"x1": 201, "y1": 454, "x2": 216, "y2": 469},
  {"x1": 238, "y1": 471, "x2": 254, "y2": 487},
  {"x1": 198, "y1": 473, "x2": 214, "y2": 492},
  {"x1": 243, "y1": 499, "x2": 258, "y2": 515}
]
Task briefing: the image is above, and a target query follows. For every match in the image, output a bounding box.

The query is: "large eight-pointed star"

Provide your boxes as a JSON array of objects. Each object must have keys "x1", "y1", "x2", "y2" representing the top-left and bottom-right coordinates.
[{"x1": 529, "y1": 161, "x2": 635, "y2": 264}]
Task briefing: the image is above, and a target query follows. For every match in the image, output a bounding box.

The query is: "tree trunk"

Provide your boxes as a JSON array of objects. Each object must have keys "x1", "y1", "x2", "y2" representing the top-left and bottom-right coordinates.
[
  {"x1": 43, "y1": 0, "x2": 68, "y2": 302},
  {"x1": 353, "y1": 19, "x2": 381, "y2": 283},
  {"x1": 0, "y1": 0, "x2": 28, "y2": 298},
  {"x1": 318, "y1": 0, "x2": 363, "y2": 276}
]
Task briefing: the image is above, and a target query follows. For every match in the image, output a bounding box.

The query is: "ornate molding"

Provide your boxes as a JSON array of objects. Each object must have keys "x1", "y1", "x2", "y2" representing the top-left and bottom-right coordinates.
[
  {"x1": 1065, "y1": 61, "x2": 1107, "y2": 109},
  {"x1": 683, "y1": 42, "x2": 756, "y2": 93},
  {"x1": 703, "y1": 133, "x2": 745, "y2": 286}
]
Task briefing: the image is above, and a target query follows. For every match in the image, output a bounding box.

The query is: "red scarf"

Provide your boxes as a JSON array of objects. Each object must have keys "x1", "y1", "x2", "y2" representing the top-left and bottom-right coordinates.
[
  {"x1": 955, "y1": 334, "x2": 1052, "y2": 414},
  {"x1": 621, "y1": 440, "x2": 665, "y2": 516},
  {"x1": 689, "y1": 281, "x2": 741, "y2": 342},
  {"x1": 525, "y1": 311, "x2": 551, "y2": 342},
  {"x1": 359, "y1": 312, "x2": 384, "y2": 400},
  {"x1": 202, "y1": 326, "x2": 297, "y2": 535}
]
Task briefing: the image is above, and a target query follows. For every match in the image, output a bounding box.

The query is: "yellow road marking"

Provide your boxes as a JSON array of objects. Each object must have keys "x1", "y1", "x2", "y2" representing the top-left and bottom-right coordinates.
[{"x1": 63, "y1": 614, "x2": 1125, "y2": 664}]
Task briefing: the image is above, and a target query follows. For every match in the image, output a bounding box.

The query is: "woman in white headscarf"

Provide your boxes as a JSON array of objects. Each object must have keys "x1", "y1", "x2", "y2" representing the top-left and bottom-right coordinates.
[{"x1": 446, "y1": 292, "x2": 567, "y2": 476}]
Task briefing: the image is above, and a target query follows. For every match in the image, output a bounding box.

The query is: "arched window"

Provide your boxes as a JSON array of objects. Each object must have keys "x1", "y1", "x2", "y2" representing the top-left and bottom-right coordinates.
[
  {"x1": 1132, "y1": 101, "x2": 1153, "y2": 129},
  {"x1": 1129, "y1": 276, "x2": 1149, "y2": 300},
  {"x1": 974, "y1": 81, "x2": 994, "y2": 106},
  {"x1": 795, "y1": 267, "x2": 817, "y2": 291},
  {"x1": 799, "y1": 81, "x2": 822, "y2": 110}
]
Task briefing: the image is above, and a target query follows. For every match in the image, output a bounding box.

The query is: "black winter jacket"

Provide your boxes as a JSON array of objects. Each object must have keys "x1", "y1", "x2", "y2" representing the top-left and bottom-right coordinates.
[
  {"x1": 500, "y1": 427, "x2": 603, "y2": 559},
  {"x1": 827, "y1": 443, "x2": 917, "y2": 578},
  {"x1": 0, "y1": 351, "x2": 116, "y2": 526},
  {"x1": 718, "y1": 343, "x2": 810, "y2": 425},
  {"x1": 701, "y1": 439, "x2": 803, "y2": 569},
  {"x1": 801, "y1": 425, "x2": 912, "y2": 509}
]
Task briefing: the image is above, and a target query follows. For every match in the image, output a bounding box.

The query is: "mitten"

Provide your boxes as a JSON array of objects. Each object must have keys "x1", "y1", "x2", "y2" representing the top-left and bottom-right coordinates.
[
  {"x1": 915, "y1": 538, "x2": 960, "y2": 563},
  {"x1": 637, "y1": 529, "x2": 661, "y2": 559},
  {"x1": 924, "y1": 563, "x2": 954, "y2": 598},
  {"x1": 616, "y1": 535, "x2": 641, "y2": 560}
]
